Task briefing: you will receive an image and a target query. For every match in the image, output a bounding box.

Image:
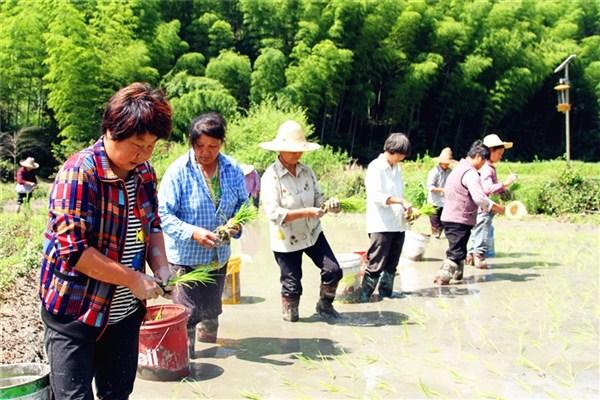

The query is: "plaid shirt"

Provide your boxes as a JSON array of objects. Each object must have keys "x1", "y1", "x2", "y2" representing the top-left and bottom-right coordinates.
[
  {"x1": 39, "y1": 138, "x2": 162, "y2": 328},
  {"x1": 158, "y1": 151, "x2": 247, "y2": 266}
]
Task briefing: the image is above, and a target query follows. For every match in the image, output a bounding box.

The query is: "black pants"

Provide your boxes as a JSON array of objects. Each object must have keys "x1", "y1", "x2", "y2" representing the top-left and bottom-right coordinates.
[
  {"x1": 16, "y1": 191, "x2": 32, "y2": 204},
  {"x1": 273, "y1": 233, "x2": 342, "y2": 298},
  {"x1": 429, "y1": 206, "x2": 443, "y2": 231},
  {"x1": 443, "y1": 221, "x2": 473, "y2": 263},
  {"x1": 365, "y1": 232, "x2": 405, "y2": 279},
  {"x1": 169, "y1": 263, "x2": 227, "y2": 328},
  {"x1": 44, "y1": 306, "x2": 144, "y2": 400}
]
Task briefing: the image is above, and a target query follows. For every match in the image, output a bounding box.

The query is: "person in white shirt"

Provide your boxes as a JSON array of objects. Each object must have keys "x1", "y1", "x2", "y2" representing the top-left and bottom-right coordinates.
[
  {"x1": 361, "y1": 133, "x2": 414, "y2": 302},
  {"x1": 260, "y1": 120, "x2": 342, "y2": 322}
]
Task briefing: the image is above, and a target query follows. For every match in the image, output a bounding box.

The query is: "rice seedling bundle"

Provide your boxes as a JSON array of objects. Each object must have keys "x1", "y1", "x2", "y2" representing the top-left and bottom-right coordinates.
[
  {"x1": 215, "y1": 202, "x2": 258, "y2": 242},
  {"x1": 165, "y1": 262, "x2": 218, "y2": 289}
]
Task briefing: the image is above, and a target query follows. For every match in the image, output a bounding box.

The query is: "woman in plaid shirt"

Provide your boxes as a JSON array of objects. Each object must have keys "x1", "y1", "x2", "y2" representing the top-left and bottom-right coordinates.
[{"x1": 39, "y1": 83, "x2": 173, "y2": 400}]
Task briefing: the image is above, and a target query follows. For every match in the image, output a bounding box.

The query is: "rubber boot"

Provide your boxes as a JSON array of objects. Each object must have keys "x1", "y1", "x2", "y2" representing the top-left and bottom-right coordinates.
[
  {"x1": 187, "y1": 326, "x2": 196, "y2": 359},
  {"x1": 358, "y1": 274, "x2": 378, "y2": 303},
  {"x1": 316, "y1": 283, "x2": 339, "y2": 319},
  {"x1": 434, "y1": 259, "x2": 458, "y2": 285},
  {"x1": 378, "y1": 271, "x2": 395, "y2": 298},
  {"x1": 452, "y1": 260, "x2": 465, "y2": 281},
  {"x1": 197, "y1": 318, "x2": 218, "y2": 343},
  {"x1": 281, "y1": 296, "x2": 300, "y2": 322}
]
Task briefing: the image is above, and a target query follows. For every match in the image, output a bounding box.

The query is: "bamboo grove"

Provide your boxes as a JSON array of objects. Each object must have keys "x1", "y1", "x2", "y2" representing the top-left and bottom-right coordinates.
[{"x1": 0, "y1": 0, "x2": 599, "y2": 172}]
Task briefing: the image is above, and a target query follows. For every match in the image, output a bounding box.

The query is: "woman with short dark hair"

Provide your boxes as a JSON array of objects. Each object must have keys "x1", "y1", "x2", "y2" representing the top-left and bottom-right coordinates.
[
  {"x1": 360, "y1": 133, "x2": 414, "y2": 302},
  {"x1": 158, "y1": 112, "x2": 247, "y2": 355},
  {"x1": 39, "y1": 82, "x2": 173, "y2": 399},
  {"x1": 434, "y1": 140, "x2": 505, "y2": 285}
]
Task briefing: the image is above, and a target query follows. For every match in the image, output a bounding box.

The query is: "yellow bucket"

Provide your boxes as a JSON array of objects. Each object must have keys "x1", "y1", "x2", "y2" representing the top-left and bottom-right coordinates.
[{"x1": 222, "y1": 256, "x2": 241, "y2": 304}]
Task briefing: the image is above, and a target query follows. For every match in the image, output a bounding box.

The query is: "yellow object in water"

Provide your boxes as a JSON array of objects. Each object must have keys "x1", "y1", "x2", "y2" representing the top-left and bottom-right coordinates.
[{"x1": 222, "y1": 256, "x2": 241, "y2": 304}]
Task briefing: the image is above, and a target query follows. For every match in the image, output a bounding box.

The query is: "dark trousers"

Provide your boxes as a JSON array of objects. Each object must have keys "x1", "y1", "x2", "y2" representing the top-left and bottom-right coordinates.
[
  {"x1": 44, "y1": 306, "x2": 144, "y2": 400},
  {"x1": 365, "y1": 232, "x2": 405, "y2": 279},
  {"x1": 273, "y1": 233, "x2": 342, "y2": 298},
  {"x1": 169, "y1": 263, "x2": 227, "y2": 328},
  {"x1": 16, "y1": 191, "x2": 32, "y2": 204},
  {"x1": 429, "y1": 206, "x2": 443, "y2": 231},
  {"x1": 443, "y1": 221, "x2": 473, "y2": 264}
]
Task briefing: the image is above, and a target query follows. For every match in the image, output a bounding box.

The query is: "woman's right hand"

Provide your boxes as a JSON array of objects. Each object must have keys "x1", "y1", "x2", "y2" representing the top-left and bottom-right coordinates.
[
  {"x1": 191, "y1": 227, "x2": 220, "y2": 248},
  {"x1": 305, "y1": 207, "x2": 325, "y2": 219},
  {"x1": 129, "y1": 271, "x2": 163, "y2": 300}
]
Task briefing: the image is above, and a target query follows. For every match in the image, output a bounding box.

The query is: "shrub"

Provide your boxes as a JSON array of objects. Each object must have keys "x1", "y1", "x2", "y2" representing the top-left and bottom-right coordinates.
[
  {"x1": 536, "y1": 167, "x2": 600, "y2": 215},
  {"x1": 0, "y1": 159, "x2": 13, "y2": 183}
]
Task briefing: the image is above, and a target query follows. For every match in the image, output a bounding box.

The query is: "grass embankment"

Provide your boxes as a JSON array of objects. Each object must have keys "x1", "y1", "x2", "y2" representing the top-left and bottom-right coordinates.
[{"x1": 0, "y1": 209, "x2": 46, "y2": 291}]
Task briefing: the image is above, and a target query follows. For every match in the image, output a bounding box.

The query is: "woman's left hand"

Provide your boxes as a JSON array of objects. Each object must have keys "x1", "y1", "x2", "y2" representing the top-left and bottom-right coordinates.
[{"x1": 154, "y1": 266, "x2": 174, "y2": 297}]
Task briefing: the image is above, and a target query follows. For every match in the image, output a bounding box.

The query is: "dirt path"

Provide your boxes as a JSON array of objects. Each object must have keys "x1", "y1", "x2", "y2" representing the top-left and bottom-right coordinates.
[{"x1": 0, "y1": 269, "x2": 45, "y2": 363}]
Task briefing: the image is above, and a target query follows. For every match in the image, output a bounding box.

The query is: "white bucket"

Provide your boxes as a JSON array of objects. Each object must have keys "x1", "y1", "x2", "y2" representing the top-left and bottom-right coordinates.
[
  {"x1": 335, "y1": 253, "x2": 362, "y2": 303},
  {"x1": 401, "y1": 231, "x2": 430, "y2": 261}
]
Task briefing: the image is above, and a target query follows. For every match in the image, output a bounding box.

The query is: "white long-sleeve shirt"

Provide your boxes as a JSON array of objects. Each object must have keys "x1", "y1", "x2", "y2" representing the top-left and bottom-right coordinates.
[{"x1": 365, "y1": 154, "x2": 409, "y2": 234}]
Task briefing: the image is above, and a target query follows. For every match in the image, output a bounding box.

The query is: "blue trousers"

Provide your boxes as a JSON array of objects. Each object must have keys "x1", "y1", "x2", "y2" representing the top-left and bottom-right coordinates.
[{"x1": 469, "y1": 211, "x2": 495, "y2": 257}]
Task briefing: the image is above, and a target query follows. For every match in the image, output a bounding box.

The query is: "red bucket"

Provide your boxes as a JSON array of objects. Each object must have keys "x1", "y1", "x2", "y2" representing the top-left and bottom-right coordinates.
[{"x1": 137, "y1": 304, "x2": 189, "y2": 381}]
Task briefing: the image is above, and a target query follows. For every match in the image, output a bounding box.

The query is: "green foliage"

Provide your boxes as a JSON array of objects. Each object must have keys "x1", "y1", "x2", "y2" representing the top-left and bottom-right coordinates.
[
  {"x1": 205, "y1": 50, "x2": 252, "y2": 107},
  {"x1": 537, "y1": 167, "x2": 600, "y2": 215},
  {"x1": 0, "y1": 160, "x2": 13, "y2": 183},
  {"x1": 163, "y1": 72, "x2": 239, "y2": 140},
  {"x1": 148, "y1": 20, "x2": 189, "y2": 76},
  {"x1": 0, "y1": 209, "x2": 46, "y2": 291},
  {"x1": 173, "y1": 52, "x2": 206, "y2": 76},
  {"x1": 250, "y1": 48, "x2": 287, "y2": 105}
]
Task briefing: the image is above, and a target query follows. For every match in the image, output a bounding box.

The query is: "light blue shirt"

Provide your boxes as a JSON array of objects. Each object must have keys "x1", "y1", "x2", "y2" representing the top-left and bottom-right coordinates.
[{"x1": 158, "y1": 150, "x2": 248, "y2": 266}]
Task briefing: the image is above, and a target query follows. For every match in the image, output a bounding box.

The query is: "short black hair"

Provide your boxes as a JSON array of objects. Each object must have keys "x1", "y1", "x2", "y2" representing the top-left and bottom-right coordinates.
[
  {"x1": 467, "y1": 140, "x2": 490, "y2": 159},
  {"x1": 383, "y1": 132, "x2": 411, "y2": 156},
  {"x1": 189, "y1": 112, "x2": 226, "y2": 145}
]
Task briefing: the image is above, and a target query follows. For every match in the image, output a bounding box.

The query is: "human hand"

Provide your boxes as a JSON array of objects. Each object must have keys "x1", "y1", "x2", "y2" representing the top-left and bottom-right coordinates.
[
  {"x1": 492, "y1": 203, "x2": 505, "y2": 215},
  {"x1": 192, "y1": 228, "x2": 220, "y2": 249},
  {"x1": 324, "y1": 197, "x2": 341, "y2": 213},
  {"x1": 505, "y1": 173, "x2": 518, "y2": 186},
  {"x1": 129, "y1": 271, "x2": 164, "y2": 300},
  {"x1": 225, "y1": 219, "x2": 242, "y2": 237},
  {"x1": 305, "y1": 207, "x2": 325, "y2": 219},
  {"x1": 153, "y1": 266, "x2": 174, "y2": 298}
]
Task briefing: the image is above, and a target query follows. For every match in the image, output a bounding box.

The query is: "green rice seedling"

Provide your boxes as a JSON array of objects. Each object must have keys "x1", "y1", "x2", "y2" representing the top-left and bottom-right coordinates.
[
  {"x1": 514, "y1": 375, "x2": 533, "y2": 393},
  {"x1": 240, "y1": 390, "x2": 263, "y2": 400},
  {"x1": 215, "y1": 202, "x2": 258, "y2": 242},
  {"x1": 319, "y1": 381, "x2": 344, "y2": 394},
  {"x1": 153, "y1": 305, "x2": 164, "y2": 321},
  {"x1": 292, "y1": 353, "x2": 319, "y2": 370},
  {"x1": 376, "y1": 378, "x2": 396, "y2": 395},
  {"x1": 365, "y1": 355, "x2": 379, "y2": 364},
  {"x1": 417, "y1": 378, "x2": 442, "y2": 398},
  {"x1": 518, "y1": 355, "x2": 547, "y2": 376},
  {"x1": 166, "y1": 263, "x2": 218, "y2": 289},
  {"x1": 449, "y1": 369, "x2": 467, "y2": 384}
]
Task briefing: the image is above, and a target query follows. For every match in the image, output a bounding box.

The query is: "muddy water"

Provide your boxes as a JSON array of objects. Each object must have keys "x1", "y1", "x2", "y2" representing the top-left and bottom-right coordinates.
[{"x1": 135, "y1": 214, "x2": 599, "y2": 399}]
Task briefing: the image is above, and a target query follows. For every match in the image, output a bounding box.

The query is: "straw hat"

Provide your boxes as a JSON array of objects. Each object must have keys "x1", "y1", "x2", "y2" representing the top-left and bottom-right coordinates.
[
  {"x1": 259, "y1": 120, "x2": 321, "y2": 152},
  {"x1": 19, "y1": 157, "x2": 39, "y2": 169},
  {"x1": 433, "y1": 147, "x2": 455, "y2": 165},
  {"x1": 240, "y1": 163, "x2": 255, "y2": 175},
  {"x1": 505, "y1": 200, "x2": 527, "y2": 220},
  {"x1": 483, "y1": 134, "x2": 513, "y2": 149}
]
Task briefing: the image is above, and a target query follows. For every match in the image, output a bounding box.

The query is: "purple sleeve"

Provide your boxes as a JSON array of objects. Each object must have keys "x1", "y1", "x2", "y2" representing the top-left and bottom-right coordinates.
[
  {"x1": 462, "y1": 170, "x2": 493, "y2": 211},
  {"x1": 480, "y1": 164, "x2": 505, "y2": 195}
]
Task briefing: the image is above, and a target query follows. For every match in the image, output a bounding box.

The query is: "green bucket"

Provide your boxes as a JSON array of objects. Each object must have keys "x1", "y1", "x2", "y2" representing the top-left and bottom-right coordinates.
[{"x1": 0, "y1": 363, "x2": 50, "y2": 399}]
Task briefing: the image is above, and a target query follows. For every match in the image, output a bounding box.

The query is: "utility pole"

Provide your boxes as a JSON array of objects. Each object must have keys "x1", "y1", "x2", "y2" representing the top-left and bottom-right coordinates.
[{"x1": 553, "y1": 54, "x2": 576, "y2": 162}]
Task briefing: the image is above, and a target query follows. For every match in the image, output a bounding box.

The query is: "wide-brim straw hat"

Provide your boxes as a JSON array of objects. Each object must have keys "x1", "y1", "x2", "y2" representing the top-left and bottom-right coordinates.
[
  {"x1": 259, "y1": 120, "x2": 321, "y2": 152},
  {"x1": 483, "y1": 134, "x2": 513, "y2": 149},
  {"x1": 433, "y1": 147, "x2": 455, "y2": 165},
  {"x1": 505, "y1": 200, "x2": 527, "y2": 220},
  {"x1": 19, "y1": 157, "x2": 39, "y2": 169},
  {"x1": 240, "y1": 163, "x2": 255, "y2": 175}
]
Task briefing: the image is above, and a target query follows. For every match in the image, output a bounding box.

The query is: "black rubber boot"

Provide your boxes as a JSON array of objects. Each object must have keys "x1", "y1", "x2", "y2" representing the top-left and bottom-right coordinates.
[
  {"x1": 197, "y1": 318, "x2": 218, "y2": 343},
  {"x1": 187, "y1": 326, "x2": 196, "y2": 359},
  {"x1": 453, "y1": 260, "x2": 465, "y2": 281},
  {"x1": 378, "y1": 271, "x2": 396, "y2": 298},
  {"x1": 316, "y1": 283, "x2": 339, "y2": 319},
  {"x1": 282, "y1": 296, "x2": 300, "y2": 322},
  {"x1": 359, "y1": 274, "x2": 378, "y2": 303}
]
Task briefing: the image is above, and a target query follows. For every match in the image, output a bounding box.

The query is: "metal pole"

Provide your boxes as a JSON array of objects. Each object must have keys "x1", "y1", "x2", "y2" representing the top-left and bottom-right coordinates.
[{"x1": 565, "y1": 109, "x2": 570, "y2": 163}]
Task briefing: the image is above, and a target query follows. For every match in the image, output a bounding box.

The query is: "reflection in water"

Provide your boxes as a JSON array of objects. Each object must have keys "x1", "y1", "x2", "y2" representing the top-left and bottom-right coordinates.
[
  {"x1": 405, "y1": 287, "x2": 479, "y2": 298},
  {"x1": 197, "y1": 337, "x2": 345, "y2": 366},
  {"x1": 186, "y1": 362, "x2": 224, "y2": 381},
  {"x1": 302, "y1": 311, "x2": 410, "y2": 327}
]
